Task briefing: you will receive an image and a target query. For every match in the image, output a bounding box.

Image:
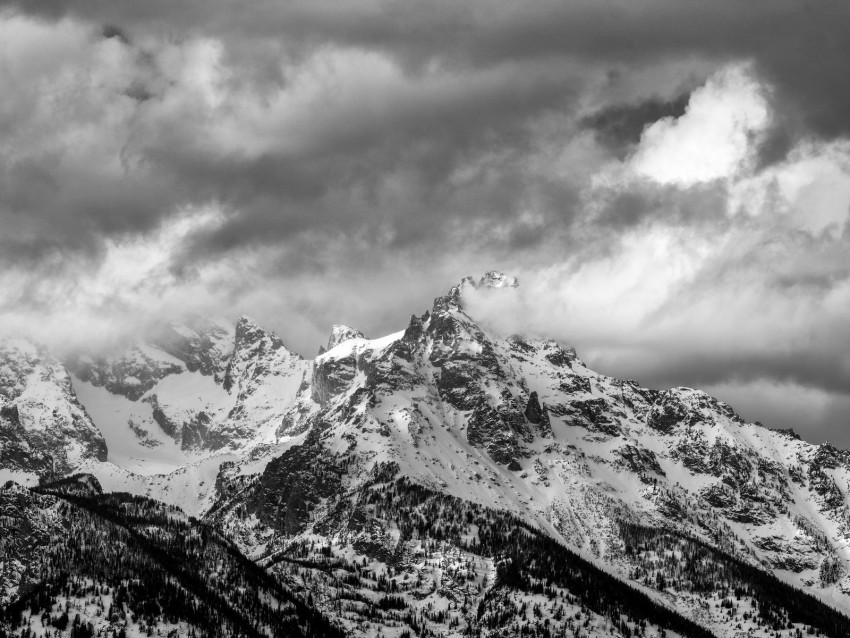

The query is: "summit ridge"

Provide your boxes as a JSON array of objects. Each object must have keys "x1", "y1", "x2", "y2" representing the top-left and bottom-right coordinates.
[{"x1": 2, "y1": 274, "x2": 849, "y2": 638}]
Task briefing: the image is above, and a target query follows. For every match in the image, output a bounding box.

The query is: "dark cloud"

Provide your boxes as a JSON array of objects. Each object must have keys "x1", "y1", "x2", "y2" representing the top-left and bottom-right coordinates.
[
  {"x1": 1, "y1": 0, "x2": 850, "y2": 447},
  {"x1": 4, "y1": 0, "x2": 849, "y2": 138},
  {"x1": 101, "y1": 23, "x2": 128, "y2": 43},
  {"x1": 1, "y1": 0, "x2": 844, "y2": 265},
  {"x1": 596, "y1": 348, "x2": 850, "y2": 399},
  {"x1": 0, "y1": 158, "x2": 188, "y2": 266},
  {"x1": 592, "y1": 183, "x2": 731, "y2": 230},
  {"x1": 582, "y1": 93, "x2": 691, "y2": 155}
]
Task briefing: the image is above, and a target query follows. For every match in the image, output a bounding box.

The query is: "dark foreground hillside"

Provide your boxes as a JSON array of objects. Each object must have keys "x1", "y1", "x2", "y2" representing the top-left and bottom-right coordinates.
[
  {"x1": 4, "y1": 472, "x2": 850, "y2": 638},
  {"x1": 0, "y1": 475, "x2": 344, "y2": 638},
  {"x1": 212, "y1": 463, "x2": 850, "y2": 637}
]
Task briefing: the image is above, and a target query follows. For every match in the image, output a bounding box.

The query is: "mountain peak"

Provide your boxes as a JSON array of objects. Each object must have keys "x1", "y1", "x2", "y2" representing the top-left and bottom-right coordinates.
[
  {"x1": 1, "y1": 338, "x2": 108, "y2": 473},
  {"x1": 235, "y1": 314, "x2": 262, "y2": 331},
  {"x1": 231, "y1": 315, "x2": 296, "y2": 358},
  {"x1": 327, "y1": 325, "x2": 366, "y2": 351},
  {"x1": 9, "y1": 273, "x2": 850, "y2": 638},
  {"x1": 434, "y1": 271, "x2": 519, "y2": 313},
  {"x1": 477, "y1": 270, "x2": 519, "y2": 289},
  {"x1": 234, "y1": 315, "x2": 282, "y2": 348}
]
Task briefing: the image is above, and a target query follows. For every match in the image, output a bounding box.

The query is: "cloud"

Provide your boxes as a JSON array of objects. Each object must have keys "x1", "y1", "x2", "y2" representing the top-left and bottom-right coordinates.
[
  {"x1": 5, "y1": 0, "x2": 850, "y2": 139},
  {"x1": 581, "y1": 92, "x2": 691, "y2": 155},
  {"x1": 463, "y1": 63, "x2": 850, "y2": 444},
  {"x1": 730, "y1": 139, "x2": 850, "y2": 236},
  {"x1": 629, "y1": 64, "x2": 770, "y2": 185},
  {"x1": 0, "y1": 6, "x2": 849, "y2": 446}
]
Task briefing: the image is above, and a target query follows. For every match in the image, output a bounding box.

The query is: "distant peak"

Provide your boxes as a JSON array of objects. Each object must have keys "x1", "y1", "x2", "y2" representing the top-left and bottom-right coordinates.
[
  {"x1": 434, "y1": 271, "x2": 520, "y2": 313},
  {"x1": 236, "y1": 315, "x2": 261, "y2": 329},
  {"x1": 477, "y1": 271, "x2": 519, "y2": 289},
  {"x1": 327, "y1": 325, "x2": 366, "y2": 351},
  {"x1": 233, "y1": 315, "x2": 291, "y2": 353},
  {"x1": 459, "y1": 271, "x2": 519, "y2": 291}
]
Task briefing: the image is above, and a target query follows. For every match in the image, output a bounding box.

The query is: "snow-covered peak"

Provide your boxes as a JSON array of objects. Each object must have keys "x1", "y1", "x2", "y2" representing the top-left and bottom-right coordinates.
[
  {"x1": 0, "y1": 337, "x2": 107, "y2": 474},
  {"x1": 0, "y1": 337, "x2": 46, "y2": 401},
  {"x1": 327, "y1": 325, "x2": 366, "y2": 351},
  {"x1": 477, "y1": 270, "x2": 519, "y2": 289},
  {"x1": 234, "y1": 315, "x2": 265, "y2": 341},
  {"x1": 433, "y1": 271, "x2": 519, "y2": 314},
  {"x1": 233, "y1": 316, "x2": 297, "y2": 359},
  {"x1": 68, "y1": 342, "x2": 186, "y2": 401},
  {"x1": 458, "y1": 270, "x2": 519, "y2": 291},
  {"x1": 149, "y1": 317, "x2": 234, "y2": 379}
]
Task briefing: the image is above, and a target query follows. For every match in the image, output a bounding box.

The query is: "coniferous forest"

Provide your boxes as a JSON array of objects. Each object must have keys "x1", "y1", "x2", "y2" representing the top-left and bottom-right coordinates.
[
  {"x1": 0, "y1": 475, "x2": 344, "y2": 638},
  {"x1": 5, "y1": 471, "x2": 850, "y2": 638}
]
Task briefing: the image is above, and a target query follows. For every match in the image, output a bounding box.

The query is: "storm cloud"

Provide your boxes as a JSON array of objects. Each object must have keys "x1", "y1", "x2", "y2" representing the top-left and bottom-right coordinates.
[{"x1": 1, "y1": 1, "x2": 849, "y2": 443}]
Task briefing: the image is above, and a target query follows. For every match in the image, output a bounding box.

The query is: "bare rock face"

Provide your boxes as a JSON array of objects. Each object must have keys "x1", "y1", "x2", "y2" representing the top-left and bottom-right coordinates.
[
  {"x1": 423, "y1": 285, "x2": 532, "y2": 468},
  {"x1": 68, "y1": 318, "x2": 235, "y2": 402},
  {"x1": 646, "y1": 391, "x2": 690, "y2": 434},
  {"x1": 478, "y1": 270, "x2": 519, "y2": 288},
  {"x1": 62, "y1": 315, "x2": 314, "y2": 455},
  {"x1": 245, "y1": 427, "x2": 345, "y2": 536},
  {"x1": 223, "y1": 316, "x2": 291, "y2": 392},
  {"x1": 212, "y1": 273, "x2": 850, "y2": 619},
  {"x1": 69, "y1": 345, "x2": 185, "y2": 401},
  {"x1": 326, "y1": 325, "x2": 366, "y2": 351},
  {"x1": 212, "y1": 316, "x2": 310, "y2": 450},
  {"x1": 181, "y1": 411, "x2": 212, "y2": 450},
  {"x1": 148, "y1": 318, "x2": 234, "y2": 381},
  {"x1": 142, "y1": 393, "x2": 179, "y2": 438},
  {"x1": 524, "y1": 391, "x2": 545, "y2": 424},
  {"x1": 466, "y1": 396, "x2": 528, "y2": 467},
  {"x1": 0, "y1": 338, "x2": 107, "y2": 474},
  {"x1": 616, "y1": 443, "x2": 665, "y2": 478},
  {"x1": 312, "y1": 353, "x2": 358, "y2": 406}
]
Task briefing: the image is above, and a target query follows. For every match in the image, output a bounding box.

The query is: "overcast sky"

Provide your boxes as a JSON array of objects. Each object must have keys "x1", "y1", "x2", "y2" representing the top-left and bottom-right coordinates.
[{"x1": 1, "y1": 0, "x2": 849, "y2": 444}]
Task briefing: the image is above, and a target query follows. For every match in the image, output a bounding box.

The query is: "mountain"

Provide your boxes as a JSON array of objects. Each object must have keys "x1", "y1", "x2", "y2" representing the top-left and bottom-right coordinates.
[
  {"x1": 0, "y1": 475, "x2": 343, "y2": 638},
  {"x1": 67, "y1": 315, "x2": 311, "y2": 454},
  {"x1": 0, "y1": 339, "x2": 106, "y2": 478},
  {"x1": 2, "y1": 272, "x2": 850, "y2": 637},
  {"x1": 326, "y1": 325, "x2": 367, "y2": 352}
]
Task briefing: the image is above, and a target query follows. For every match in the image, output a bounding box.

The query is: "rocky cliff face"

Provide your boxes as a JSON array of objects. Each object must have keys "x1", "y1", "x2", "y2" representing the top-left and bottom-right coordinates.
[
  {"x1": 212, "y1": 316, "x2": 311, "y2": 449},
  {"x1": 208, "y1": 273, "x2": 850, "y2": 623},
  {"x1": 69, "y1": 343, "x2": 185, "y2": 401},
  {"x1": 62, "y1": 316, "x2": 312, "y2": 454},
  {"x1": 67, "y1": 317, "x2": 235, "y2": 401},
  {"x1": 150, "y1": 318, "x2": 234, "y2": 380},
  {"x1": 326, "y1": 324, "x2": 366, "y2": 351},
  {"x1": 0, "y1": 339, "x2": 107, "y2": 475},
  {"x1": 5, "y1": 273, "x2": 850, "y2": 638}
]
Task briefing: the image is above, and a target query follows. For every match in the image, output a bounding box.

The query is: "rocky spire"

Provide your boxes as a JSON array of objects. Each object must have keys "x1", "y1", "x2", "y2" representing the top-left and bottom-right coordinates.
[
  {"x1": 326, "y1": 325, "x2": 366, "y2": 351},
  {"x1": 223, "y1": 316, "x2": 299, "y2": 392},
  {"x1": 524, "y1": 391, "x2": 545, "y2": 424},
  {"x1": 477, "y1": 271, "x2": 519, "y2": 289},
  {"x1": 432, "y1": 271, "x2": 519, "y2": 314}
]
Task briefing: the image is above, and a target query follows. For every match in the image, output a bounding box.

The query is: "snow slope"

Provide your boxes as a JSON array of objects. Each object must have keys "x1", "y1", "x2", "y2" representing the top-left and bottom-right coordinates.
[
  {"x1": 6, "y1": 272, "x2": 850, "y2": 631},
  {"x1": 208, "y1": 272, "x2": 850, "y2": 618}
]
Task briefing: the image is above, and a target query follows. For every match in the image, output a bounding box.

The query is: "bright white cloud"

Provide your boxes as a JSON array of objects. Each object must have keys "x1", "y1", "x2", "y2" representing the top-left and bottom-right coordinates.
[{"x1": 630, "y1": 63, "x2": 770, "y2": 186}]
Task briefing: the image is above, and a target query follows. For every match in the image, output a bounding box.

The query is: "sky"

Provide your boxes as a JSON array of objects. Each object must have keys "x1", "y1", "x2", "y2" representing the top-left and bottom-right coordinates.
[{"x1": 1, "y1": 0, "x2": 849, "y2": 444}]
